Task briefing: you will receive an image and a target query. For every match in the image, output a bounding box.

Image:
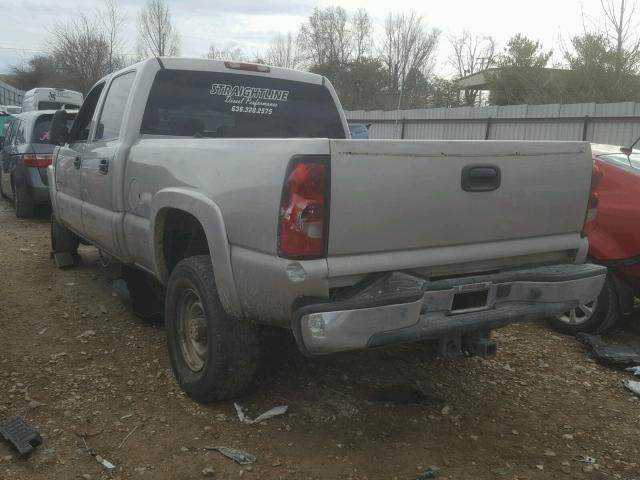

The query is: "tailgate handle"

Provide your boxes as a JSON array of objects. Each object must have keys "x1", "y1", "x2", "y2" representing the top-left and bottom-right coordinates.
[{"x1": 461, "y1": 165, "x2": 501, "y2": 192}]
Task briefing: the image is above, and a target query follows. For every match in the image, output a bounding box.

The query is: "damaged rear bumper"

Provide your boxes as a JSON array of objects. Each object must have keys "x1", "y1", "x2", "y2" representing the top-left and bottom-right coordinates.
[{"x1": 291, "y1": 264, "x2": 607, "y2": 356}]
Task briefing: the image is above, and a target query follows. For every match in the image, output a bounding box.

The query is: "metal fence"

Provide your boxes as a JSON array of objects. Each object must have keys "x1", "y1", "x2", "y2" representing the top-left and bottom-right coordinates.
[
  {"x1": 0, "y1": 80, "x2": 24, "y2": 107},
  {"x1": 345, "y1": 102, "x2": 640, "y2": 146}
]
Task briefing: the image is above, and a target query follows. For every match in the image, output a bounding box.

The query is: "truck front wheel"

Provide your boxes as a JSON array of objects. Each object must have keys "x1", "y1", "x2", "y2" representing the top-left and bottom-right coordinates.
[{"x1": 165, "y1": 255, "x2": 258, "y2": 402}]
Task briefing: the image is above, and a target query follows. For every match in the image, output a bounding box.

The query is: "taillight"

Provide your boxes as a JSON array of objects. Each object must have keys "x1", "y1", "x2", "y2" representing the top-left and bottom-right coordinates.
[
  {"x1": 224, "y1": 61, "x2": 271, "y2": 73},
  {"x1": 582, "y1": 161, "x2": 603, "y2": 236},
  {"x1": 278, "y1": 156, "x2": 329, "y2": 259},
  {"x1": 22, "y1": 154, "x2": 52, "y2": 167}
]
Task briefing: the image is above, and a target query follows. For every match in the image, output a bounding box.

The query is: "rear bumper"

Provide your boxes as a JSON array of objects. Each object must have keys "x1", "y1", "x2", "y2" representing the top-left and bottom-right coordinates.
[{"x1": 292, "y1": 263, "x2": 607, "y2": 356}]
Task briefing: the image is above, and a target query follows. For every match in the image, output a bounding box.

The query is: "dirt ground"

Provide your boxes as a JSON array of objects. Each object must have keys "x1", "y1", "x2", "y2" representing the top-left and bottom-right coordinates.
[{"x1": 1, "y1": 200, "x2": 639, "y2": 480}]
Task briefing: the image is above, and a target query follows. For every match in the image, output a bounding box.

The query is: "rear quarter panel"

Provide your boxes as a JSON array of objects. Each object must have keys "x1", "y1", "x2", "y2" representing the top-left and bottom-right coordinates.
[{"x1": 589, "y1": 157, "x2": 640, "y2": 262}]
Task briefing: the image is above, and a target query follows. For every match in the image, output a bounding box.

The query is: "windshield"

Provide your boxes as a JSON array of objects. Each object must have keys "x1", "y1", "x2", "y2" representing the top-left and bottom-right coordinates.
[
  {"x1": 598, "y1": 151, "x2": 640, "y2": 170},
  {"x1": 37, "y1": 101, "x2": 81, "y2": 110},
  {"x1": 140, "y1": 69, "x2": 346, "y2": 139}
]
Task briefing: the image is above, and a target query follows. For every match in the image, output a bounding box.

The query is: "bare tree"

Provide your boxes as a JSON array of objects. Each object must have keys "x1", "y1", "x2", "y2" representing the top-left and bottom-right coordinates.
[
  {"x1": 380, "y1": 12, "x2": 440, "y2": 109},
  {"x1": 137, "y1": 0, "x2": 179, "y2": 57},
  {"x1": 299, "y1": 7, "x2": 352, "y2": 67},
  {"x1": 263, "y1": 33, "x2": 301, "y2": 69},
  {"x1": 450, "y1": 31, "x2": 496, "y2": 105},
  {"x1": 101, "y1": 0, "x2": 126, "y2": 72},
  {"x1": 352, "y1": 9, "x2": 372, "y2": 61},
  {"x1": 599, "y1": 0, "x2": 640, "y2": 74},
  {"x1": 50, "y1": 14, "x2": 111, "y2": 92},
  {"x1": 206, "y1": 44, "x2": 245, "y2": 61}
]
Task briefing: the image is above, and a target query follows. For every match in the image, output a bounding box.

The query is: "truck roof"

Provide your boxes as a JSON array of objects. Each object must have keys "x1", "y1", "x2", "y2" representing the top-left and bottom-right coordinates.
[
  {"x1": 109, "y1": 57, "x2": 325, "y2": 87},
  {"x1": 23, "y1": 87, "x2": 83, "y2": 96}
]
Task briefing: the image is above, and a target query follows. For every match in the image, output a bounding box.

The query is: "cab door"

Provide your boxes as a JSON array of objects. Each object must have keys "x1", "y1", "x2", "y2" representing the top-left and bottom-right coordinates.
[
  {"x1": 80, "y1": 71, "x2": 136, "y2": 256},
  {"x1": 54, "y1": 82, "x2": 105, "y2": 231}
]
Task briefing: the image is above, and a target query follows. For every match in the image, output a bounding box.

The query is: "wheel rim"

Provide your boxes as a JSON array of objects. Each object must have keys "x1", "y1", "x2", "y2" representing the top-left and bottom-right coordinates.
[
  {"x1": 177, "y1": 288, "x2": 208, "y2": 372},
  {"x1": 555, "y1": 298, "x2": 598, "y2": 325}
]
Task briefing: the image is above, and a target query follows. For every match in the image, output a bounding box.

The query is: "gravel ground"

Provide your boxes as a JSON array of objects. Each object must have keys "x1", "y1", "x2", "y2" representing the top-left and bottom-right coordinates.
[{"x1": 1, "y1": 199, "x2": 639, "y2": 480}]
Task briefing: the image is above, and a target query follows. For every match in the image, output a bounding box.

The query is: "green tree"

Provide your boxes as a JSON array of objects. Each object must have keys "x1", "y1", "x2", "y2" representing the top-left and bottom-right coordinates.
[
  {"x1": 487, "y1": 34, "x2": 559, "y2": 105},
  {"x1": 564, "y1": 32, "x2": 640, "y2": 102},
  {"x1": 312, "y1": 58, "x2": 393, "y2": 110}
]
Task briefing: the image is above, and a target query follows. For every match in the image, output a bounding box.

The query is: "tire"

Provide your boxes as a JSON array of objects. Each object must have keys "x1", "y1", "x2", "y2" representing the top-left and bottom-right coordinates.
[
  {"x1": 165, "y1": 255, "x2": 258, "y2": 402},
  {"x1": 14, "y1": 183, "x2": 34, "y2": 218},
  {"x1": 50, "y1": 213, "x2": 79, "y2": 260},
  {"x1": 0, "y1": 173, "x2": 7, "y2": 199},
  {"x1": 548, "y1": 276, "x2": 619, "y2": 334}
]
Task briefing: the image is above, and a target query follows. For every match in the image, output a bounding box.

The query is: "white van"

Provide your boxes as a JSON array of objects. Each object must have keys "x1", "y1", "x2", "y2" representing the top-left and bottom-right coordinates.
[{"x1": 22, "y1": 88, "x2": 83, "y2": 112}]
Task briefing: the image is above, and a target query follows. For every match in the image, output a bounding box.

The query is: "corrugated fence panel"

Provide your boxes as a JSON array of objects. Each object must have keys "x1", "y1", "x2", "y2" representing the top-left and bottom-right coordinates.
[
  {"x1": 0, "y1": 81, "x2": 24, "y2": 107},
  {"x1": 345, "y1": 102, "x2": 640, "y2": 146}
]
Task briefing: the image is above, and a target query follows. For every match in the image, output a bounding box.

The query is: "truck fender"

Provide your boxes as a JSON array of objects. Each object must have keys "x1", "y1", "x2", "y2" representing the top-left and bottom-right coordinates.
[{"x1": 150, "y1": 188, "x2": 242, "y2": 318}]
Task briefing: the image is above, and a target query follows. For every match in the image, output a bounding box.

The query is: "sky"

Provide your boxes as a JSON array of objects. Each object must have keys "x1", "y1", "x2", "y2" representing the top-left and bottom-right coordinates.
[{"x1": 0, "y1": 0, "x2": 615, "y2": 76}]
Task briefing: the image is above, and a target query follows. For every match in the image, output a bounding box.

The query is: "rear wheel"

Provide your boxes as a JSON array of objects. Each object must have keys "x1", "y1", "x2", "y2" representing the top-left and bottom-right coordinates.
[
  {"x1": 14, "y1": 183, "x2": 34, "y2": 218},
  {"x1": 165, "y1": 255, "x2": 258, "y2": 402},
  {"x1": 548, "y1": 276, "x2": 619, "y2": 334}
]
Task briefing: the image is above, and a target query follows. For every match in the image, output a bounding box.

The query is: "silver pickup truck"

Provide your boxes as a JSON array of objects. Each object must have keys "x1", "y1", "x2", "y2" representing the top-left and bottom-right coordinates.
[{"x1": 47, "y1": 57, "x2": 606, "y2": 402}]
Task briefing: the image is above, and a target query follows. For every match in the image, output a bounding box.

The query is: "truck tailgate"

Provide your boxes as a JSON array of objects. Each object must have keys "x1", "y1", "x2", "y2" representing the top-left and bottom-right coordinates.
[{"x1": 328, "y1": 140, "x2": 592, "y2": 264}]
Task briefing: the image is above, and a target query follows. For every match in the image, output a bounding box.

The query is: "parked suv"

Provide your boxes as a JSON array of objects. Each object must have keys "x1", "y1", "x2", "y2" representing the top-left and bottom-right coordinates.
[{"x1": 0, "y1": 111, "x2": 75, "y2": 217}]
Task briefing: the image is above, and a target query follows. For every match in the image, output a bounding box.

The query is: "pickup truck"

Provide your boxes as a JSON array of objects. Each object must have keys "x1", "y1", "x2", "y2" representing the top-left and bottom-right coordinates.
[{"x1": 47, "y1": 57, "x2": 606, "y2": 402}]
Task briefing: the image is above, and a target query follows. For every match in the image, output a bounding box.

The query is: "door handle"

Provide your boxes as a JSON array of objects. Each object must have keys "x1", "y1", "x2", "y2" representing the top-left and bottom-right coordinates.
[
  {"x1": 98, "y1": 158, "x2": 109, "y2": 175},
  {"x1": 73, "y1": 156, "x2": 81, "y2": 169},
  {"x1": 461, "y1": 165, "x2": 501, "y2": 192}
]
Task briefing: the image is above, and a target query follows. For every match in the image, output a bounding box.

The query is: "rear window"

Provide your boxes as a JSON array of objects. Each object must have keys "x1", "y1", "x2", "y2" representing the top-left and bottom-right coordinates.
[
  {"x1": 140, "y1": 69, "x2": 346, "y2": 139},
  {"x1": 32, "y1": 114, "x2": 76, "y2": 144}
]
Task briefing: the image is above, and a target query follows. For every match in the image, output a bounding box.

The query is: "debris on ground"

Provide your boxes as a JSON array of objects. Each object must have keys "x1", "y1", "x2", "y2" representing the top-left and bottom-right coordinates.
[
  {"x1": 369, "y1": 385, "x2": 429, "y2": 404},
  {"x1": 95, "y1": 455, "x2": 116, "y2": 470},
  {"x1": 416, "y1": 465, "x2": 441, "y2": 479},
  {"x1": 0, "y1": 417, "x2": 42, "y2": 455},
  {"x1": 626, "y1": 365, "x2": 640, "y2": 376},
  {"x1": 573, "y1": 455, "x2": 597, "y2": 464},
  {"x1": 201, "y1": 466, "x2": 216, "y2": 477},
  {"x1": 234, "y1": 403, "x2": 288, "y2": 425},
  {"x1": 80, "y1": 437, "x2": 116, "y2": 471},
  {"x1": 577, "y1": 333, "x2": 640, "y2": 367},
  {"x1": 206, "y1": 446, "x2": 256, "y2": 465},
  {"x1": 623, "y1": 379, "x2": 640, "y2": 397}
]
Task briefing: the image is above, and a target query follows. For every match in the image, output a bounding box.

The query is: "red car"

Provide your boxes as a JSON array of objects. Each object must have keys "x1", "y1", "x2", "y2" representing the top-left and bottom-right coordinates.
[{"x1": 549, "y1": 144, "x2": 640, "y2": 334}]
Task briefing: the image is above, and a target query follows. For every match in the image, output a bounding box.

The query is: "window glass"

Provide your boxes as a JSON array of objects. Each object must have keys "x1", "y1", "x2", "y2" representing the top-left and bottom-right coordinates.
[
  {"x1": 14, "y1": 120, "x2": 26, "y2": 145},
  {"x1": 32, "y1": 114, "x2": 76, "y2": 144},
  {"x1": 95, "y1": 72, "x2": 135, "y2": 141},
  {"x1": 68, "y1": 83, "x2": 105, "y2": 143},
  {"x1": 37, "y1": 101, "x2": 81, "y2": 110},
  {"x1": 140, "y1": 70, "x2": 346, "y2": 139},
  {"x1": 2, "y1": 120, "x2": 15, "y2": 147}
]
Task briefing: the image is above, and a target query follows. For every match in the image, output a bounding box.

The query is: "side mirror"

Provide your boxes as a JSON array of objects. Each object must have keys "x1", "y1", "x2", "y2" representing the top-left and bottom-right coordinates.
[
  {"x1": 50, "y1": 110, "x2": 69, "y2": 146},
  {"x1": 620, "y1": 146, "x2": 632, "y2": 156}
]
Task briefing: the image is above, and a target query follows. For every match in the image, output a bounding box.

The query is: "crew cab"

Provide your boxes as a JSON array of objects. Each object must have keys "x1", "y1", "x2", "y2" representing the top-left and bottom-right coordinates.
[{"x1": 47, "y1": 57, "x2": 606, "y2": 402}]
